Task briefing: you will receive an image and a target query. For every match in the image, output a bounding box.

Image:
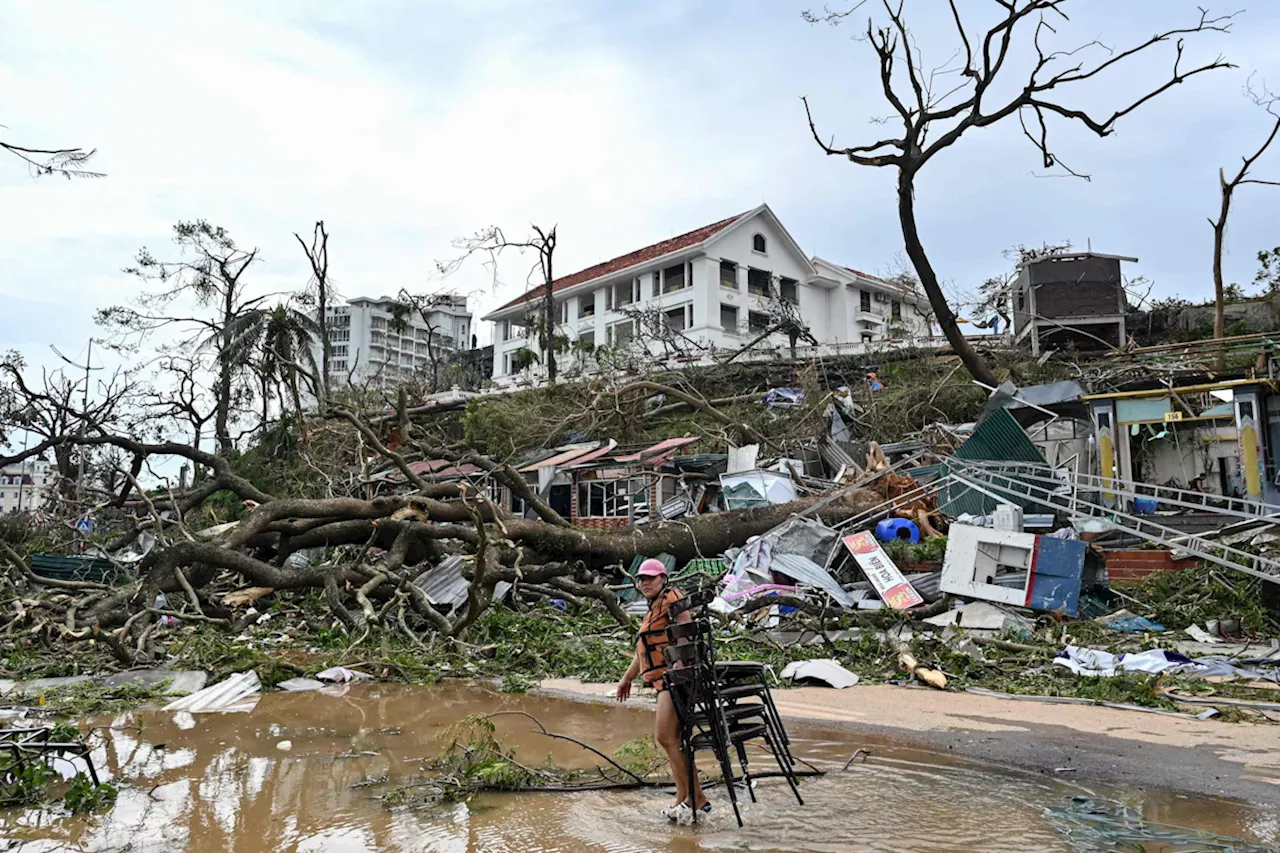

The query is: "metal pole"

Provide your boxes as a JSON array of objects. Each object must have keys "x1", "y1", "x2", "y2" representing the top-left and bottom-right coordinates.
[
  {"x1": 76, "y1": 339, "x2": 91, "y2": 502},
  {"x1": 16, "y1": 429, "x2": 29, "y2": 512}
]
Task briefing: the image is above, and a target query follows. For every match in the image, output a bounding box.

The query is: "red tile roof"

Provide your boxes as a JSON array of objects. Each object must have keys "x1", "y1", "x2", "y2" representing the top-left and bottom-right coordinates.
[{"x1": 491, "y1": 212, "x2": 747, "y2": 313}]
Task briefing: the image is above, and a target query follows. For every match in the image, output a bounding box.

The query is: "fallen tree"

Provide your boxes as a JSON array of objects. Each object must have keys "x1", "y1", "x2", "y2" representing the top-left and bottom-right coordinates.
[{"x1": 0, "y1": 398, "x2": 887, "y2": 667}]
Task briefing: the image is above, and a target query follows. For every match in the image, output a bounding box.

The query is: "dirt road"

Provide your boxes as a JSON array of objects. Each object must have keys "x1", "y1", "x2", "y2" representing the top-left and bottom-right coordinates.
[{"x1": 540, "y1": 678, "x2": 1280, "y2": 805}]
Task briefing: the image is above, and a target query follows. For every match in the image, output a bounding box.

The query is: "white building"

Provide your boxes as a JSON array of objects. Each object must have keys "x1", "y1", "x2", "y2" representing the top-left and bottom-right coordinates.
[
  {"x1": 482, "y1": 204, "x2": 931, "y2": 382},
  {"x1": 317, "y1": 294, "x2": 472, "y2": 389},
  {"x1": 0, "y1": 457, "x2": 54, "y2": 514}
]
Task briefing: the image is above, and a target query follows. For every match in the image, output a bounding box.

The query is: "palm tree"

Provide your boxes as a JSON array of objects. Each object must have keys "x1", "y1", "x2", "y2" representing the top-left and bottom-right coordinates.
[{"x1": 222, "y1": 303, "x2": 323, "y2": 434}]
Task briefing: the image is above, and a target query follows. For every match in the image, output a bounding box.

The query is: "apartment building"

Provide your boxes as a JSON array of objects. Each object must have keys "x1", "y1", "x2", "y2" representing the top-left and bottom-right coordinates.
[
  {"x1": 482, "y1": 204, "x2": 931, "y2": 381},
  {"x1": 316, "y1": 294, "x2": 473, "y2": 388},
  {"x1": 0, "y1": 457, "x2": 54, "y2": 514}
]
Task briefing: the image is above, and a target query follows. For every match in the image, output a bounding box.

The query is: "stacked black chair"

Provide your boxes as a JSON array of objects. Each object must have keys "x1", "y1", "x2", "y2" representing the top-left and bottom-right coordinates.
[{"x1": 661, "y1": 591, "x2": 803, "y2": 827}]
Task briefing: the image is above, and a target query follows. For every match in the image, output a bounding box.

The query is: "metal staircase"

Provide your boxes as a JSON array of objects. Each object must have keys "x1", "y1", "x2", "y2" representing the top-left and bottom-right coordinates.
[{"x1": 948, "y1": 460, "x2": 1280, "y2": 585}]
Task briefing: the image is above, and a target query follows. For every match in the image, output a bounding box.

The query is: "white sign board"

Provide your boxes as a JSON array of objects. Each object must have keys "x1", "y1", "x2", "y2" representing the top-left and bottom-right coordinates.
[{"x1": 841, "y1": 531, "x2": 924, "y2": 610}]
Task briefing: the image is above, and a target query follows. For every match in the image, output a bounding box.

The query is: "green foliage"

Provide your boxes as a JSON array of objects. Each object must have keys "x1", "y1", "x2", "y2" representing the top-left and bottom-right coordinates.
[
  {"x1": 1257, "y1": 246, "x2": 1280, "y2": 295},
  {"x1": 0, "y1": 753, "x2": 57, "y2": 807},
  {"x1": 14, "y1": 680, "x2": 173, "y2": 719},
  {"x1": 885, "y1": 536, "x2": 947, "y2": 567},
  {"x1": 385, "y1": 714, "x2": 587, "y2": 808},
  {"x1": 611, "y1": 737, "x2": 665, "y2": 778},
  {"x1": 499, "y1": 673, "x2": 535, "y2": 694},
  {"x1": 63, "y1": 773, "x2": 117, "y2": 814},
  {"x1": 1122, "y1": 565, "x2": 1279, "y2": 634}
]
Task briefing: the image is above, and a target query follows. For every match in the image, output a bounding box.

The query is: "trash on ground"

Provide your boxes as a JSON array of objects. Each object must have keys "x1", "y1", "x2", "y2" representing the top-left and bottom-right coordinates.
[
  {"x1": 940, "y1": 524, "x2": 1085, "y2": 616},
  {"x1": 163, "y1": 671, "x2": 262, "y2": 713},
  {"x1": 1097, "y1": 610, "x2": 1166, "y2": 633},
  {"x1": 277, "y1": 678, "x2": 328, "y2": 692},
  {"x1": 780, "y1": 659, "x2": 859, "y2": 689},
  {"x1": 841, "y1": 531, "x2": 924, "y2": 610},
  {"x1": 316, "y1": 667, "x2": 375, "y2": 683}
]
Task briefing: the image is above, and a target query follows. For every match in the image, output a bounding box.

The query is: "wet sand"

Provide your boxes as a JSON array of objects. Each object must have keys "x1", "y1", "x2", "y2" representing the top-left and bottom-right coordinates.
[{"x1": 540, "y1": 679, "x2": 1280, "y2": 804}]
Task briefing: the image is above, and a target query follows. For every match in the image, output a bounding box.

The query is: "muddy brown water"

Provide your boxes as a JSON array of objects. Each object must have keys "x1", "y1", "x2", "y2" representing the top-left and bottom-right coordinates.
[{"x1": 2, "y1": 683, "x2": 1277, "y2": 852}]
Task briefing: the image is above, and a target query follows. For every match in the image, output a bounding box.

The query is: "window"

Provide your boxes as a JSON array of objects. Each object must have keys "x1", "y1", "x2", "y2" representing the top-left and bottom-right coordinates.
[
  {"x1": 558, "y1": 300, "x2": 568, "y2": 324},
  {"x1": 662, "y1": 263, "x2": 687, "y2": 294},
  {"x1": 720, "y1": 260, "x2": 738, "y2": 289},
  {"x1": 779, "y1": 277, "x2": 798, "y2": 304},
  {"x1": 580, "y1": 293, "x2": 596, "y2": 317},
  {"x1": 748, "y1": 310, "x2": 771, "y2": 334},
  {"x1": 576, "y1": 478, "x2": 648, "y2": 519},
  {"x1": 720, "y1": 304, "x2": 739, "y2": 333},
  {"x1": 331, "y1": 345, "x2": 348, "y2": 357},
  {"x1": 752, "y1": 233, "x2": 767, "y2": 253},
  {"x1": 1016, "y1": 291, "x2": 1026, "y2": 311},
  {"x1": 609, "y1": 320, "x2": 635, "y2": 347},
  {"x1": 372, "y1": 316, "x2": 387, "y2": 330},
  {"x1": 331, "y1": 359, "x2": 347, "y2": 372},
  {"x1": 652, "y1": 271, "x2": 661, "y2": 298},
  {"x1": 860, "y1": 290, "x2": 872, "y2": 312},
  {"x1": 747, "y1": 268, "x2": 771, "y2": 297},
  {"x1": 860, "y1": 332, "x2": 874, "y2": 343},
  {"x1": 611, "y1": 278, "x2": 639, "y2": 309},
  {"x1": 578, "y1": 330, "x2": 595, "y2": 350},
  {"x1": 664, "y1": 306, "x2": 688, "y2": 332},
  {"x1": 891, "y1": 300, "x2": 902, "y2": 320}
]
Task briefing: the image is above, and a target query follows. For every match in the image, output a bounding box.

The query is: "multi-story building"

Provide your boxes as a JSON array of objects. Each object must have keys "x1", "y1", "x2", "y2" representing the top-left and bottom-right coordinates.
[
  {"x1": 482, "y1": 204, "x2": 932, "y2": 382},
  {"x1": 0, "y1": 457, "x2": 54, "y2": 514},
  {"x1": 316, "y1": 294, "x2": 473, "y2": 389}
]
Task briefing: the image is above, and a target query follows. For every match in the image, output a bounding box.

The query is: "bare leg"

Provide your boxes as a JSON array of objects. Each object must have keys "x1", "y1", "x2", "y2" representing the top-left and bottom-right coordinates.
[{"x1": 656, "y1": 690, "x2": 706, "y2": 808}]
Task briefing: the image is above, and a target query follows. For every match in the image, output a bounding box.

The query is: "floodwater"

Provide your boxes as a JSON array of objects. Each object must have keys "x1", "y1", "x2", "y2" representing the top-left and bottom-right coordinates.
[{"x1": 2, "y1": 683, "x2": 1277, "y2": 852}]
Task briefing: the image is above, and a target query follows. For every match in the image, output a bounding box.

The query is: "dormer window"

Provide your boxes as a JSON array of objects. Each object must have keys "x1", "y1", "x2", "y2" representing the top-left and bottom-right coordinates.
[{"x1": 752, "y1": 234, "x2": 767, "y2": 254}]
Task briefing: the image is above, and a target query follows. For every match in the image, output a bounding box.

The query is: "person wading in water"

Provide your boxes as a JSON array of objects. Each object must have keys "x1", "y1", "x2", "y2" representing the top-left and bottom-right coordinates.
[{"x1": 615, "y1": 558, "x2": 709, "y2": 824}]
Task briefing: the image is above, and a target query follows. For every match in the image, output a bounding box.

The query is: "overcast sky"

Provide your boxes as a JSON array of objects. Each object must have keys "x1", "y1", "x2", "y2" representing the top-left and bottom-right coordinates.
[{"x1": 3, "y1": 0, "x2": 1279, "y2": 375}]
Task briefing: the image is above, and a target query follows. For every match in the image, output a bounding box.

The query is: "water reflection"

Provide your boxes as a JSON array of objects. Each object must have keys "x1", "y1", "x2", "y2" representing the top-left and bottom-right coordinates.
[{"x1": 0, "y1": 683, "x2": 1275, "y2": 852}]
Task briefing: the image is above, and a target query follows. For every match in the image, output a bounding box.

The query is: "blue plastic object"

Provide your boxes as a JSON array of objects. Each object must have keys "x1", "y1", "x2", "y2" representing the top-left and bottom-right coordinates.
[
  {"x1": 874, "y1": 518, "x2": 921, "y2": 544},
  {"x1": 1134, "y1": 498, "x2": 1158, "y2": 515}
]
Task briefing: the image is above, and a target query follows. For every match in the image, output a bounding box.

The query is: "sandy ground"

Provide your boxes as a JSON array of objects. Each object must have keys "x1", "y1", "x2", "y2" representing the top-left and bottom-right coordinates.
[{"x1": 539, "y1": 678, "x2": 1280, "y2": 805}]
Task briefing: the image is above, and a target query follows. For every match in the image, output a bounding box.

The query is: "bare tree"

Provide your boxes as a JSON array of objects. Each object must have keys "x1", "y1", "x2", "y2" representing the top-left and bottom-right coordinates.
[
  {"x1": 1210, "y1": 80, "x2": 1280, "y2": 354},
  {"x1": 389, "y1": 290, "x2": 465, "y2": 394},
  {"x1": 803, "y1": 2, "x2": 1235, "y2": 385},
  {"x1": 0, "y1": 350, "x2": 137, "y2": 498},
  {"x1": 294, "y1": 221, "x2": 336, "y2": 393},
  {"x1": 442, "y1": 224, "x2": 562, "y2": 383},
  {"x1": 97, "y1": 221, "x2": 267, "y2": 455}
]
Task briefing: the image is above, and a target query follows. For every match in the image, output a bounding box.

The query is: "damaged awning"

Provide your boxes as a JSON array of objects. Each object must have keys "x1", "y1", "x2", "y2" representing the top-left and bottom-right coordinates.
[
  {"x1": 518, "y1": 443, "x2": 606, "y2": 472},
  {"x1": 613, "y1": 436, "x2": 700, "y2": 466}
]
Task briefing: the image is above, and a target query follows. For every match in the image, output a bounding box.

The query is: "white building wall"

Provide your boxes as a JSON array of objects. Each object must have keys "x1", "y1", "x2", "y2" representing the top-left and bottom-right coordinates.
[
  {"x1": 0, "y1": 459, "x2": 53, "y2": 514},
  {"x1": 316, "y1": 295, "x2": 472, "y2": 390},
  {"x1": 486, "y1": 207, "x2": 937, "y2": 383}
]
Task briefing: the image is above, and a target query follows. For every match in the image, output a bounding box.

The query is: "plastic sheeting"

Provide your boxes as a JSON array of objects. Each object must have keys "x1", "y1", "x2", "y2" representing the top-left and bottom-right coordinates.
[{"x1": 720, "y1": 470, "x2": 799, "y2": 509}]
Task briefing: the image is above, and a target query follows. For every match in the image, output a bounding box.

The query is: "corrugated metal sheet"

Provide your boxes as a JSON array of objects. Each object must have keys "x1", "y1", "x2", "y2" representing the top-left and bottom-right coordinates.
[
  {"x1": 412, "y1": 555, "x2": 469, "y2": 611},
  {"x1": 942, "y1": 409, "x2": 1051, "y2": 517},
  {"x1": 518, "y1": 443, "x2": 601, "y2": 472},
  {"x1": 769, "y1": 553, "x2": 855, "y2": 608},
  {"x1": 903, "y1": 572, "x2": 942, "y2": 602},
  {"x1": 614, "y1": 436, "x2": 700, "y2": 464},
  {"x1": 560, "y1": 443, "x2": 618, "y2": 469}
]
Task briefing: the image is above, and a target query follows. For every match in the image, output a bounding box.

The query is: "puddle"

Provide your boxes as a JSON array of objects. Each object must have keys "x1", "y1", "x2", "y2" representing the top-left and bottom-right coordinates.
[{"x1": 1, "y1": 683, "x2": 1277, "y2": 852}]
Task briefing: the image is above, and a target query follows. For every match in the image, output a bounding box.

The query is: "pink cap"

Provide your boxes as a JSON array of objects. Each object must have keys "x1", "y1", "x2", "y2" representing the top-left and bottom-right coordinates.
[{"x1": 636, "y1": 558, "x2": 667, "y2": 578}]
